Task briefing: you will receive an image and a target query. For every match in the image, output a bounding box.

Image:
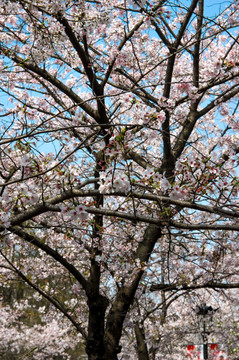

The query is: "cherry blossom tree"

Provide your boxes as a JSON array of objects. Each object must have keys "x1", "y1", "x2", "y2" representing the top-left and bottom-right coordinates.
[{"x1": 0, "y1": 0, "x2": 239, "y2": 359}]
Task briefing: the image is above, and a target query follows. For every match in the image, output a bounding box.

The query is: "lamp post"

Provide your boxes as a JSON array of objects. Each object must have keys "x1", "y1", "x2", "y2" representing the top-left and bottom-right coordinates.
[{"x1": 195, "y1": 303, "x2": 218, "y2": 360}]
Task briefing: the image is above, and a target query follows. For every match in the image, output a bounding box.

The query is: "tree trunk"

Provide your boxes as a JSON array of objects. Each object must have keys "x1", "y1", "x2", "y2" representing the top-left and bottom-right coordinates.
[{"x1": 86, "y1": 294, "x2": 109, "y2": 360}]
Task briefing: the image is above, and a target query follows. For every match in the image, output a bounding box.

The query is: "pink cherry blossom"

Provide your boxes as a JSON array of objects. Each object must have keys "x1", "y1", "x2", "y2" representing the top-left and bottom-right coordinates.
[{"x1": 0, "y1": 1, "x2": 238, "y2": 359}]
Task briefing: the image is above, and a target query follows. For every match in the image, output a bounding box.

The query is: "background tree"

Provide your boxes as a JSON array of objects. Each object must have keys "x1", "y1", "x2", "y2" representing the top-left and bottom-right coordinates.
[{"x1": 0, "y1": 0, "x2": 239, "y2": 359}]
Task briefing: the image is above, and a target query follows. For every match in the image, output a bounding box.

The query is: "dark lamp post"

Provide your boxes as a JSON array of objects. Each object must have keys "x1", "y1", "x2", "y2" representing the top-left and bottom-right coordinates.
[{"x1": 195, "y1": 303, "x2": 218, "y2": 360}]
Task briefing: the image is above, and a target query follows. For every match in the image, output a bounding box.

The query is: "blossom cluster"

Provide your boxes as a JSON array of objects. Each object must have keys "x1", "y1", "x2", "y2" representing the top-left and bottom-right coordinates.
[
  {"x1": 60, "y1": 204, "x2": 88, "y2": 222},
  {"x1": 99, "y1": 170, "x2": 130, "y2": 194}
]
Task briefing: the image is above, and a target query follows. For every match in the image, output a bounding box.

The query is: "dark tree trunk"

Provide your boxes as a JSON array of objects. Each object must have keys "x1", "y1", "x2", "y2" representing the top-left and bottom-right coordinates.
[{"x1": 86, "y1": 294, "x2": 109, "y2": 360}]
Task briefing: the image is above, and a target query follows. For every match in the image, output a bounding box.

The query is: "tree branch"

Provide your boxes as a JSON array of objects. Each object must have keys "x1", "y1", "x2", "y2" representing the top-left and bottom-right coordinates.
[
  {"x1": 0, "y1": 187, "x2": 238, "y2": 236},
  {"x1": 174, "y1": 0, "x2": 198, "y2": 48},
  {"x1": 193, "y1": 0, "x2": 204, "y2": 88},
  {"x1": 0, "y1": 47, "x2": 99, "y2": 121},
  {"x1": 104, "y1": 224, "x2": 162, "y2": 359},
  {"x1": 150, "y1": 281, "x2": 239, "y2": 292},
  {"x1": 9, "y1": 226, "x2": 89, "y2": 291},
  {"x1": 198, "y1": 85, "x2": 239, "y2": 118},
  {"x1": 102, "y1": 17, "x2": 145, "y2": 87},
  {"x1": 135, "y1": 322, "x2": 149, "y2": 360},
  {"x1": 0, "y1": 250, "x2": 87, "y2": 338}
]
